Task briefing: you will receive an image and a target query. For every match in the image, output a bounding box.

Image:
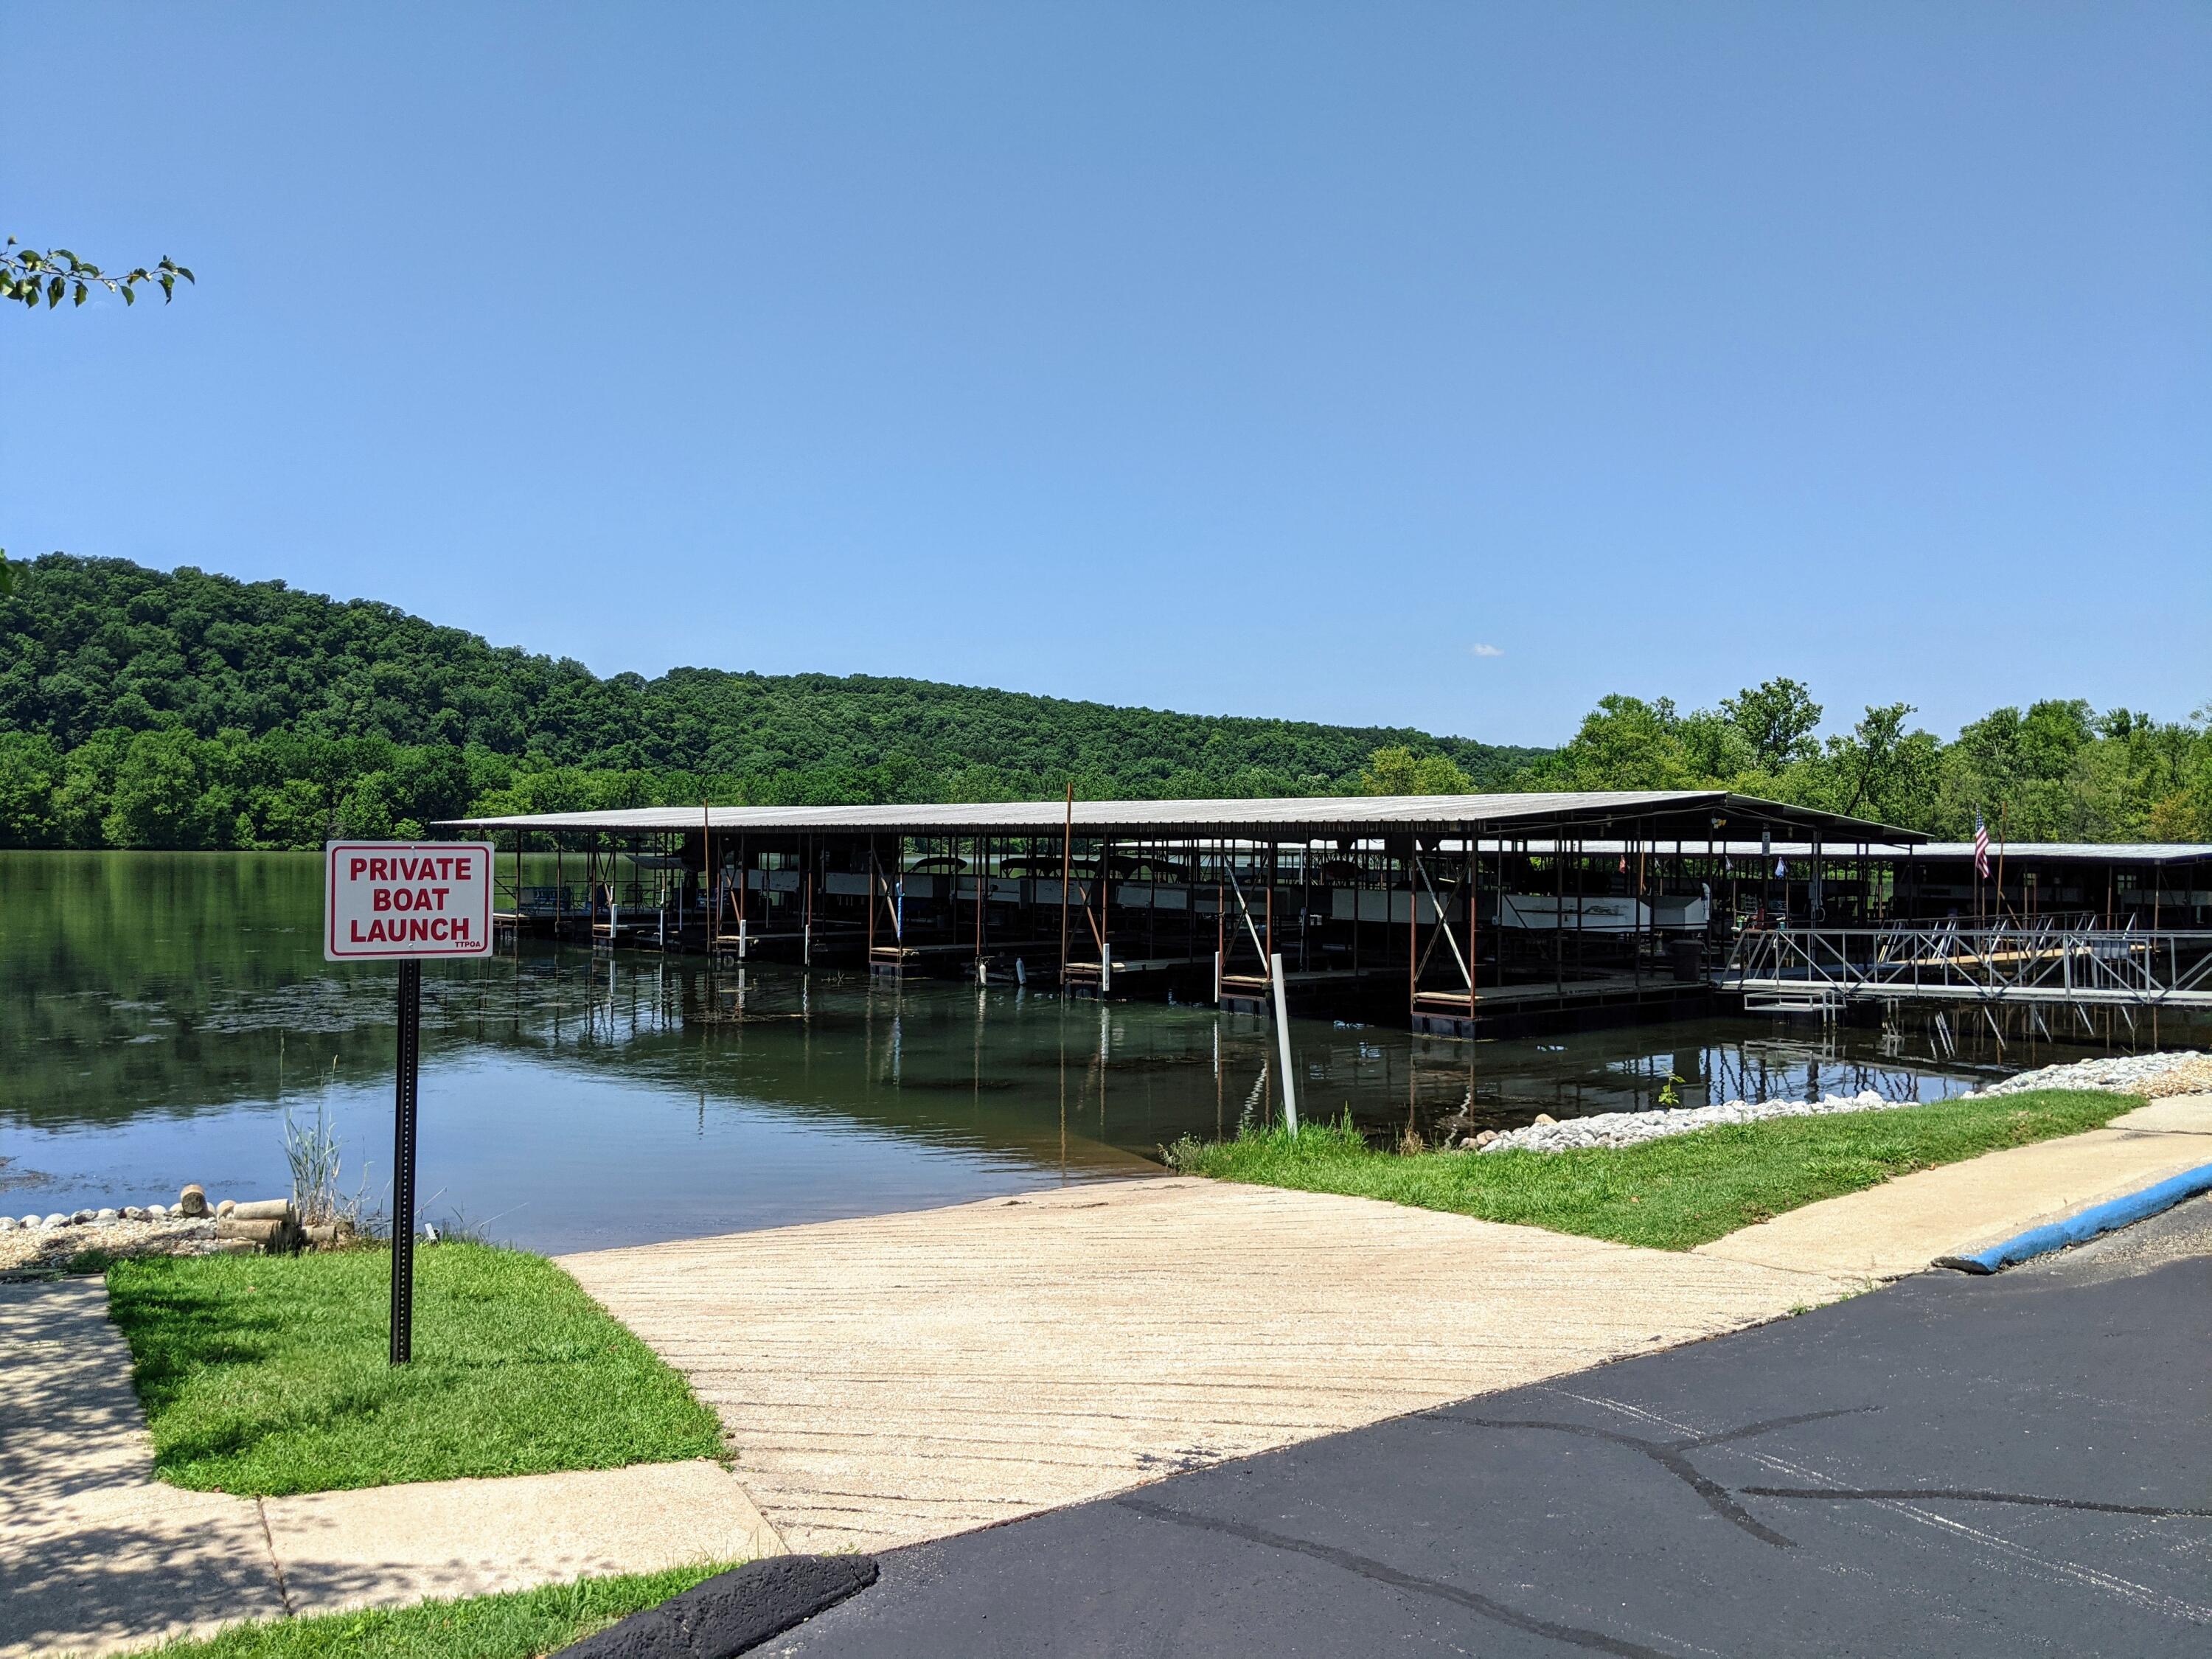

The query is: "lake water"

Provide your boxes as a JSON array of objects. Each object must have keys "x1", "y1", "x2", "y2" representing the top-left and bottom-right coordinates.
[{"x1": 0, "y1": 852, "x2": 2156, "y2": 1254}]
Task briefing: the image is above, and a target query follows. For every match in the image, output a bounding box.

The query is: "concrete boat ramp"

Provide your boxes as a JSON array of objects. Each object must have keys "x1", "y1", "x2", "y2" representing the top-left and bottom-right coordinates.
[
  {"x1": 559, "y1": 1178, "x2": 1854, "y2": 1554},
  {"x1": 562, "y1": 1096, "x2": 2212, "y2": 1555},
  {"x1": 11, "y1": 1100, "x2": 2208, "y2": 1655}
]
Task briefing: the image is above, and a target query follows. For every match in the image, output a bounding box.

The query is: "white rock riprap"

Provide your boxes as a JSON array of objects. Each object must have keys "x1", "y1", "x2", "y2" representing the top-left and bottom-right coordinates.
[
  {"x1": 0, "y1": 1183, "x2": 240, "y2": 1273},
  {"x1": 0, "y1": 1213, "x2": 221, "y2": 1273},
  {"x1": 1969, "y1": 1049, "x2": 2209, "y2": 1099},
  {"x1": 1478, "y1": 1090, "x2": 1914, "y2": 1154},
  {"x1": 1475, "y1": 1048, "x2": 2212, "y2": 1155}
]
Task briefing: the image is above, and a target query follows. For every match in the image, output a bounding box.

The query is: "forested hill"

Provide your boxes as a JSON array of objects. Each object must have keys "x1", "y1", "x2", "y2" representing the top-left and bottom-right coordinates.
[
  {"x1": 4, "y1": 556, "x2": 2201, "y2": 850},
  {"x1": 0, "y1": 556, "x2": 1540, "y2": 845}
]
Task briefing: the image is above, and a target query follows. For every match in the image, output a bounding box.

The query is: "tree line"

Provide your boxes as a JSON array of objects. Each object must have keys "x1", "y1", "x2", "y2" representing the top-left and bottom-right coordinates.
[
  {"x1": 0, "y1": 555, "x2": 1534, "y2": 846},
  {"x1": 0, "y1": 554, "x2": 2202, "y2": 848},
  {"x1": 1514, "y1": 684, "x2": 2209, "y2": 842}
]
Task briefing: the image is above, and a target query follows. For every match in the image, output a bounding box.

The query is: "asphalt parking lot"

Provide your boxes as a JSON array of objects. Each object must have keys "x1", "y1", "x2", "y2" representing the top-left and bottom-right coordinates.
[{"x1": 772, "y1": 1197, "x2": 2212, "y2": 1658}]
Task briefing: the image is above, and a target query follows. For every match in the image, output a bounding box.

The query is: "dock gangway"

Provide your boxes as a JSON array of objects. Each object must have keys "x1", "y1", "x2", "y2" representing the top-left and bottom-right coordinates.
[{"x1": 1720, "y1": 921, "x2": 2212, "y2": 1012}]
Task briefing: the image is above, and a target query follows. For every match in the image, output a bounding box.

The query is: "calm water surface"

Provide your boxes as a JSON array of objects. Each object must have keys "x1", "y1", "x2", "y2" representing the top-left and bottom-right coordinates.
[{"x1": 0, "y1": 852, "x2": 2156, "y2": 1253}]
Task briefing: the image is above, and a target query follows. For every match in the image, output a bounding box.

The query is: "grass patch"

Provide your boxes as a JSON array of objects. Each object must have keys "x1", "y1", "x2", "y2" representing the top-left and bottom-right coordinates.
[
  {"x1": 139, "y1": 1562, "x2": 737, "y2": 1659},
  {"x1": 1166, "y1": 1088, "x2": 2140, "y2": 1251},
  {"x1": 106, "y1": 1242, "x2": 724, "y2": 1496}
]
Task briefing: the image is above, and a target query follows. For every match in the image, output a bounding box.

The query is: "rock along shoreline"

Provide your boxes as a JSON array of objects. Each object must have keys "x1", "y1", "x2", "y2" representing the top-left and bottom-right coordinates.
[
  {"x1": 0, "y1": 1184, "x2": 345, "y2": 1274},
  {"x1": 1473, "y1": 1049, "x2": 2211, "y2": 1155}
]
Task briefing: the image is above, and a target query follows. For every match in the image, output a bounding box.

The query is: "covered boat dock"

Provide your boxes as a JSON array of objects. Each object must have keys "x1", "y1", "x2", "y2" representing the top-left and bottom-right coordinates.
[
  {"x1": 443, "y1": 790, "x2": 1915, "y2": 1037},
  {"x1": 1890, "y1": 841, "x2": 2212, "y2": 929}
]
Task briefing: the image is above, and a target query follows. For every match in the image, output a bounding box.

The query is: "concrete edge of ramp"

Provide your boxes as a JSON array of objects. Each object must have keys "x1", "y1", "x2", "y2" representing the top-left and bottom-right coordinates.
[
  {"x1": 554, "y1": 1172, "x2": 1195, "y2": 1265},
  {"x1": 1694, "y1": 1093, "x2": 2212, "y2": 1280},
  {"x1": 1934, "y1": 1161, "x2": 2212, "y2": 1274}
]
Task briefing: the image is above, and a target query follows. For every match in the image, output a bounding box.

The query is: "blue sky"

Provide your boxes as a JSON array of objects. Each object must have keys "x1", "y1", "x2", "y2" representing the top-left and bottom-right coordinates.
[{"x1": 4, "y1": 3, "x2": 2205, "y2": 748}]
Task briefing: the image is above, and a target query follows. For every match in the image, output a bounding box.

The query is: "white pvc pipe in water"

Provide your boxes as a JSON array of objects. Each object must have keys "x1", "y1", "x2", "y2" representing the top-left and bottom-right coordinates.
[{"x1": 1270, "y1": 952, "x2": 1299, "y2": 1133}]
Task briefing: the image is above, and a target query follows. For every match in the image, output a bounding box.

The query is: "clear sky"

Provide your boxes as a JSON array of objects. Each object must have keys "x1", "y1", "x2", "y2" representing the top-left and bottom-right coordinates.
[{"x1": 4, "y1": 3, "x2": 2205, "y2": 748}]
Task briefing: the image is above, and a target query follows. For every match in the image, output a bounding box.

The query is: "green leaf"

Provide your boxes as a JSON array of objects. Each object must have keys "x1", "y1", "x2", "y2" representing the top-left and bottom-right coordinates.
[
  {"x1": 121, "y1": 284, "x2": 136, "y2": 306},
  {"x1": 72, "y1": 282, "x2": 87, "y2": 307},
  {"x1": 46, "y1": 274, "x2": 63, "y2": 307},
  {"x1": 159, "y1": 274, "x2": 175, "y2": 301}
]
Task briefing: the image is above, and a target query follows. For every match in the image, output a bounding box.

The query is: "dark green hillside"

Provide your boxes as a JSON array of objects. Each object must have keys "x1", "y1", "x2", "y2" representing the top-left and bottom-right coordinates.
[
  {"x1": 0, "y1": 555, "x2": 1540, "y2": 846},
  {"x1": 5, "y1": 554, "x2": 2198, "y2": 851}
]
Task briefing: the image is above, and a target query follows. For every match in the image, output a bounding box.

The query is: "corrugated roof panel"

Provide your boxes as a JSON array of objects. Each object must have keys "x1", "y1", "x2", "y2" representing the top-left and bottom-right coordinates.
[
  {"x1": 448, "y1": 788, "x2": 1708, "y2": 832},
  {"x1": 442, "y1": 790, "x2": 1920, "y2": 841},
  {"x1": 1907, "y1": 842, "x2": 2212, "y2": 863}
]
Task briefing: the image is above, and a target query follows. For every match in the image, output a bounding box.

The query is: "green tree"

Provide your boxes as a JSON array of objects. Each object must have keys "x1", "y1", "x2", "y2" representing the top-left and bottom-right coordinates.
[
  {"x1": 1719, "y1": 678, "x2": 1823, "y2": 771},
  {"x1": 104, "y1": 729, "x2": 231, "y2": 848},
  {"x1": 251, "y1": 777, "x2": 334, "y2": 848},
  {"x1": 0, "y1": 732, "x2": 63, "y2": 845},
  {"x1": 1358, "y1": 745, "x2": 1475, "y2": 795},
  {"x1": 336, "y1": 772, "x2": 408, "y2": 839},
  {"x1": 55, "y1": 729, "x2": 129, "y2": 845},
  {"x1": 2152, "y1": 716, "x2": 2212, "y2": 841},
  {"x1": 1676, "y1": 707, "x2": 1758, "y2": 784},
  {"x1": 1534, "y1": 696, "x2": 1698, "y2": 791},
  {"x1": 1807, "y1": 704, "x2": 1943, "y2": 831}
]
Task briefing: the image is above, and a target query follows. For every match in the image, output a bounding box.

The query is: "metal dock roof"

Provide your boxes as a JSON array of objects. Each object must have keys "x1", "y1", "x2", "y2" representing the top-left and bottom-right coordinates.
[
  {"x1": 444, "y1": 789, "x2": 1922, "y2": 842},
  {"x1": 1904, "y1": 841, "x2": 2212, "y2": 864}
]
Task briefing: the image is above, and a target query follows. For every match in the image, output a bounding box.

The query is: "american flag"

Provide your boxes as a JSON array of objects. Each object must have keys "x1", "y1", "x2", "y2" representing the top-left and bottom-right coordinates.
[{"x1": 1973, "y1": 813, "x2": 1991, "y2": 880}]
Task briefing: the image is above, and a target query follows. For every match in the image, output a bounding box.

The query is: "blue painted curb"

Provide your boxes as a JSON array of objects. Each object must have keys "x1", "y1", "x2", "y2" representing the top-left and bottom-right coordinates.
[{"x1": 1934, "y1": 1163, "x2": 2212, "y2": 1274}]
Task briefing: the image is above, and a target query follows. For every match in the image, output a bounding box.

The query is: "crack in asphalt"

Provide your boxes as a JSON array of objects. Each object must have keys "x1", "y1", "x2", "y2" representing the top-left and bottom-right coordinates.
[
  {"x1": 1106, "y1": 1397, "x2": 2208, "y2": 1655},
  {"x1": 1740, "y1": 1486, "x2": 2212, "y2": 1518},
  {"x1": 1114, "y1": 1495, "x2": 1683, "y2": 1658},
  {"x1": 1548, "y1": 1388, "x2": 2212, "y2": 1625},
  {"x1": 1422, "y1": 1407, "x2": 1878, "y2": 1549}
]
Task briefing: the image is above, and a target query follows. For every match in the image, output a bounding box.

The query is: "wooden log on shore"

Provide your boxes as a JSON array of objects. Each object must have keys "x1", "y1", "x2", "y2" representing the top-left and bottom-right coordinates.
[
  {"x1": 230, "y1": 1199, "x2": 294, "y2": 1222},
  {"x1": 215, "y1": 1217, "x2": 296, "y2": 1253}
]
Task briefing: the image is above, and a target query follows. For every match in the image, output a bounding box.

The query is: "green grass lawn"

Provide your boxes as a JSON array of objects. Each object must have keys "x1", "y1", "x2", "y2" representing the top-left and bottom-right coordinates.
[
  {"x1": 106, "y1": 1242, "x2": 725, "y2": 1496},
  {"x1": 137, "y1": 1562, "x2": 737, "y2": 1659},
  {"x1": 1165, "y1": 1088, "x2": 2138, "y2": 1251}
]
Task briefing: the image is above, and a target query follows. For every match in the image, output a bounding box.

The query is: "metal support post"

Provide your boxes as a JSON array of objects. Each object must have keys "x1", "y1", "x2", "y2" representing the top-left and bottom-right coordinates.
[{"x1": 389, "y1": 959, "x2": 420, "y2": 1366}]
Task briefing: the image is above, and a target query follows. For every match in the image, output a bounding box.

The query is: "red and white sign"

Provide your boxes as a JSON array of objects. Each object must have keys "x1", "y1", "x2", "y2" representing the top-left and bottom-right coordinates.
[{"x1": 325, "y1": 842, "x2": 496, "y2": 961}]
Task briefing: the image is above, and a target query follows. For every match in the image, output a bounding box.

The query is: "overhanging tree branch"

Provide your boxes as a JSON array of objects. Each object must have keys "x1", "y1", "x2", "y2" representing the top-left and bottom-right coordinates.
[{"x1": 4, "y1": 237, "x2": 195, "y2": 310}]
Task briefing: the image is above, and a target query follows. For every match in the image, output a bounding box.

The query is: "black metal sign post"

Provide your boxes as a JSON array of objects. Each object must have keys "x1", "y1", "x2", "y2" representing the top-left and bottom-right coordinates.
[
  {"x1": 325, "y1": 838, "x2": 495, "y2": 1370},
  {"x1": 390, "y1": 959, "x2": 421, "y2": 1365}
]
